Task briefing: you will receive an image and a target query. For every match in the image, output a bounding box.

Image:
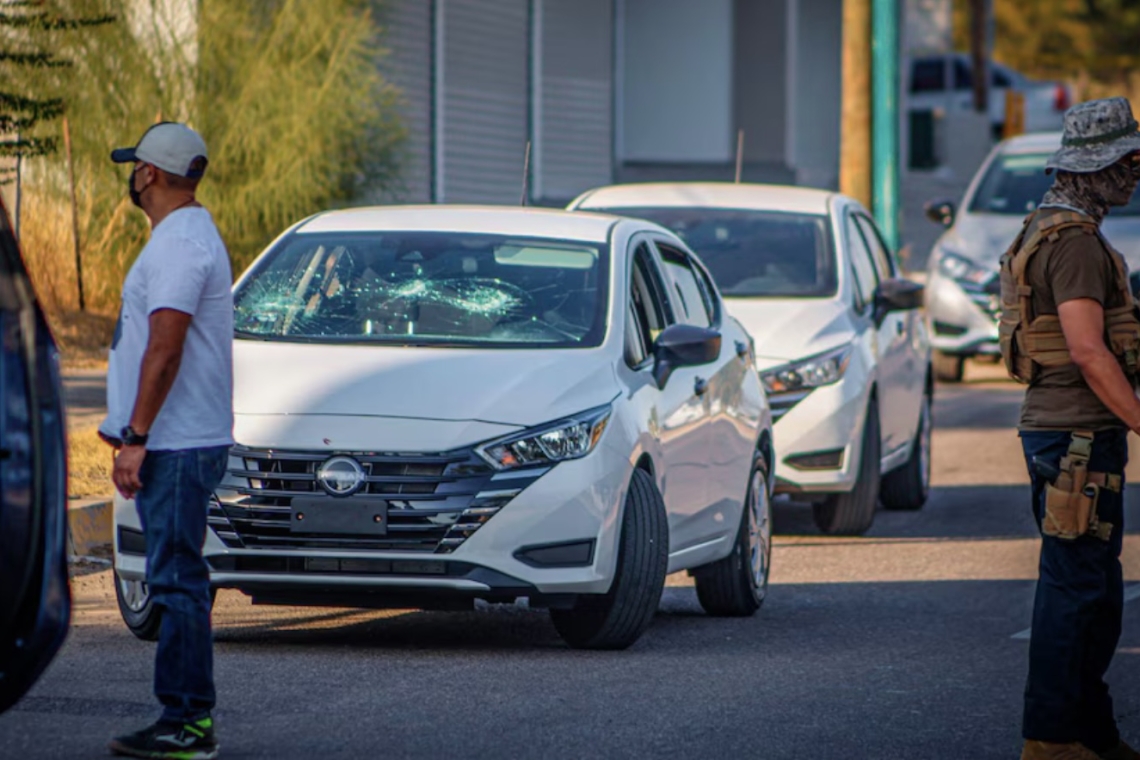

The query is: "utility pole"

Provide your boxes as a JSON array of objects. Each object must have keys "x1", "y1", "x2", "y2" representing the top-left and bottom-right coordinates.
[
  {"x1": 63, "y1": 116, "x2": 85, "y2": 311},
  {"x1": 872, "y1": 0, "x2": 900, "y2": 250},
  {"x1": 841, "y1": 0, "x2": 873, "y2": 209},
  {"x1": 969, "y1": 0, "x2": 989, "y2": 113}
]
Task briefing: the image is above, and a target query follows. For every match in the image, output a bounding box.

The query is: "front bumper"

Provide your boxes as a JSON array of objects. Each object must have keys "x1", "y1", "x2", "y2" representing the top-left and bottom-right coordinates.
[
  {"x1": 925, "y1": 270, "x2": 1000, "y2": 356},
  {"x1": 114, "y1": 441, "x2": 633, "y2": 603},
  {"x1": 768, "y1": 373, "x2": 869, "y2": 495}
]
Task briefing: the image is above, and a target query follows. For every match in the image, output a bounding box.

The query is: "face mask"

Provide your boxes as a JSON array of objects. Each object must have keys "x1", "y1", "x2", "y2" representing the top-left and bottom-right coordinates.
[{"x1": 128, "y1": 165, "x2": 149, "y2": 209}]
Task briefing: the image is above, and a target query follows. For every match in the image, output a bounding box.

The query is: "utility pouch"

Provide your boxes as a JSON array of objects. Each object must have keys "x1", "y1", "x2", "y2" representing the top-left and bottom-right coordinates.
[{"x1": 1042, "y1": 467, "x2": 1096, "y2": 541}]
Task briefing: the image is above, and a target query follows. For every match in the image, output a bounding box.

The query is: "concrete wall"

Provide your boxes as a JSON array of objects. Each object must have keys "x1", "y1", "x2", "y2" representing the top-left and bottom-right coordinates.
[
  {"x1": 733, "y1": 0, "x2": 787, "y2": 165},
  {"x1": 619, "y1": 0, "x2": 734, "y2": 162}
]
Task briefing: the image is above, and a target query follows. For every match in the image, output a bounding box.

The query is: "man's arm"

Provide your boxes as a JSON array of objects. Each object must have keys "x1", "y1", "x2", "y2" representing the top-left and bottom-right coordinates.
[
  {"x1": 112, "y1": 308, "x2": 192, "y2": 499},
  {"x1": 1057, "y1": 297, "x2": 1140, "y2": 434}
]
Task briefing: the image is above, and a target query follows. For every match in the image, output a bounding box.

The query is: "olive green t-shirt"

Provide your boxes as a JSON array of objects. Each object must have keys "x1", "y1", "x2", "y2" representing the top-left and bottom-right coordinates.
[{"x1": 1019, "y1": 211, "x2": 1132, "y2": 431}]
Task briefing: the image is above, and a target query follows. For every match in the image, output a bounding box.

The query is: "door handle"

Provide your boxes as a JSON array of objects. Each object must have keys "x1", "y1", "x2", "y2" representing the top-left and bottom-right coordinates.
[
  {"x1": 694, "y1": 377, "x2": 709, "y2": 397},
  {"x1": 734, "y1": 340, "x2": 749, "y2": 359},
  {"x1": 896, "y1": 320, "x2": 905, "y2": 336}
]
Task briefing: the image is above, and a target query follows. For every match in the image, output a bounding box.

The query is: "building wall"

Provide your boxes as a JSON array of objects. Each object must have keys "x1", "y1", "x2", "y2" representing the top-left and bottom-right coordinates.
[
  {"x1": 619, "y1": 0, "x2": 734, "y2": 163},
  {"x1": 376, "y1": 0, "x2": 433, "y2": 203},
  {"x1": 791, "y1": 0, "x2": 842, "y2": 189},
  {"x1": 733, "y1": 0, "x2": 787, "y2": 166}
]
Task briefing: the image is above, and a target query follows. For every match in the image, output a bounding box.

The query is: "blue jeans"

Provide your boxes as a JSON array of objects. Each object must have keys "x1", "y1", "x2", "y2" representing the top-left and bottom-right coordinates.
[
  {"x1": 1020, "y1": 429, "x2": 1126, "y2": 751},
  {"x1": 135, "y1": 445, "x2": 229, "y2": 724}
]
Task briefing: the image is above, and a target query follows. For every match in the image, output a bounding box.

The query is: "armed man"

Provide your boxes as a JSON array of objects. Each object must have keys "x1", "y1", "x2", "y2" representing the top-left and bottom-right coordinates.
[{"x1": 1000, "y1": 97, "x2": 1140, "y2": 760}]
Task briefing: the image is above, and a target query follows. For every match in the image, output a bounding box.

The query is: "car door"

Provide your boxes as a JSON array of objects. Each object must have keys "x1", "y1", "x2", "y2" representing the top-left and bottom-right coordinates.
[
  {"x1": 855, "y1": 213, "x2": 926, "y2": 458},
  {"x1": 651, "y1": 238, "x2": 751, "y2": 536},
  {"x1": 626, "y1": 239, "x2": 711, "y2": 555},
  {"x1": 0, "y1": 197, "x2": 69, "y2": 715}
]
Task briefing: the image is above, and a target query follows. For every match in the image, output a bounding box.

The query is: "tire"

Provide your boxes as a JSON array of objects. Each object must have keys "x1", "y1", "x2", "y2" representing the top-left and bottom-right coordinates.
[
  {"x1": 114, "y1": 571, "x2": 217, "y2": 642},
  {"x1": 549, "y1": 468, "x2": 669, "y2": 650},
  {"x1": 932, "y1": 350, "x2": 964, "y2": 383},
  {"x1": 694, "y1": 457, "x2": 771, "y2": 617},
  {"x1": 114, "y1": 570, "x2": 162, "y2": 641},
  {"x1": 880, "y1": 389, "x2": 932, "y2": 511},
  {"x1": 812, "y1": 400, "x2": 881, "y2": 536}
]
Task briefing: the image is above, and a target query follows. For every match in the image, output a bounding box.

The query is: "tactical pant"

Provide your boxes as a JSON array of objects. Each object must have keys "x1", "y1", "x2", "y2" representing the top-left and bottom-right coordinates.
[{"x1": 1020, "y1": 429, "x2": 1127, "y2": 752}]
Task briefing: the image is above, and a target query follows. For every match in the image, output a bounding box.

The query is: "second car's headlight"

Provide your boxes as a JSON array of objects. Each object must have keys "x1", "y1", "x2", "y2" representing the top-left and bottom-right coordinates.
[
  {"x1": 476, "y1": 405, "x2": 612, "y2": 471},
  {"x1": 938, "y1": 250, "x2": 991, "y2": 286},
  {"x1": 761, "y1": 345, "x2": 853, "y2": 394}
]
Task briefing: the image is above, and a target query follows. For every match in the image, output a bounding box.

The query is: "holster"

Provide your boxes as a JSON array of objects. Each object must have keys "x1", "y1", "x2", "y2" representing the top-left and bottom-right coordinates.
[{"x1": 1041, "y1": 431, "x2": 1117, "y2": 542}]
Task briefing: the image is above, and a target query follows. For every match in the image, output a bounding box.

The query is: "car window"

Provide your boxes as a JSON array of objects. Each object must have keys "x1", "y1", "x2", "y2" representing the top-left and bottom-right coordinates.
[
  {"x1": 911, "y1": 58, "x2": 945, "y2": 93},
  {"x1": 968, "y1": 151, "x2": 1140, "y2": 216},
  {"x1": 953, "y1": 58, "x2": 972, "y2": 90},
  {"x1": 854, "y1": 214, "x2": 895, "y2": 281},
  {"x1": 656, "y1": 243, "x2": 712, "y2": 328},
  {"x1": 595, "y1": 207, "x2": 837, "y2": 298},
  {"x1": 992, "y1": 66, "x2": 1012, "y2": 88},
  {"x1": 845, "y1": 214, "x2": 878, "y2": 310},
  {"x1": 233, "y1": 231, "x2": 609, "y2": 348},
  {"x1": 628, "y1": 243, "x2": 671, "y2": 365}
]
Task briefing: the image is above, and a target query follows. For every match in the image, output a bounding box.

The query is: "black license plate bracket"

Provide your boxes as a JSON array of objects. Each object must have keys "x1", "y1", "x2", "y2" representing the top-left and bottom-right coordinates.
[{"x1": 289, "y1": 497, "x2": 388, "y2": 536}]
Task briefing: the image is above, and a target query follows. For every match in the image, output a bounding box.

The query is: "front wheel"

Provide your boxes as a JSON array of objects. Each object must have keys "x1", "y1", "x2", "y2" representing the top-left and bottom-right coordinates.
[
  {"x1": 812, "y1": 400, "x2": 881, "y2": 536},
  {"x1": 549, "y1": 468, "x2": 669, "y2": 650},
  {"x1": 114, "y1": 571, "x2": 162, "y2": 641},
  {"x1": 880, "y1": 389, "x2": 932, "y2": 511},
  {"x1": 694, "y1": 457, "x2": 771, "y2": 616}
]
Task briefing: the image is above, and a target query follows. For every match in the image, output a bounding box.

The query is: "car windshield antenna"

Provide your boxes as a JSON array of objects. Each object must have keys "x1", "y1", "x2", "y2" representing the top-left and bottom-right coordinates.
[
  {"x1": 735, "y1": 129, "x2": 745, "y2": 184},
  {"x1": 520, "y1": 140, "x2": 532, "y2": 207}
]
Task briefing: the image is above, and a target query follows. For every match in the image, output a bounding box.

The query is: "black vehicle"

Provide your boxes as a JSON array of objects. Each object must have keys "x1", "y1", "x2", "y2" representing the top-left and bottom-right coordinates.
[{"x1": 0, "y1": 195, "x2": 70, "y2": 714}]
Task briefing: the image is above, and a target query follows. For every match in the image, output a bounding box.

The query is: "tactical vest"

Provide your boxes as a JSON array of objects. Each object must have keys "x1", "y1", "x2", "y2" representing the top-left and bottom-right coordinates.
[{"x1": 998, "y1": 209, "x2": 1140, "y2": 384}]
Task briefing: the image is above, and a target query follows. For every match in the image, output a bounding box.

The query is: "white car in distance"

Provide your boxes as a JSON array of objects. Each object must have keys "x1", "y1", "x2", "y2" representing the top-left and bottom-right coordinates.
[
  {"x1": 112, "y1": 206, "x2": 773, "y2": 650},
  {"x1": 571, "y1": 184, "x2": 932, "y2": 535}
]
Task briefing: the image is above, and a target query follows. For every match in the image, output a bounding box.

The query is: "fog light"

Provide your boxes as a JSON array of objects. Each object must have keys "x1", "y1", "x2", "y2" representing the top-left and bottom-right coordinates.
[
  {"x1": 514, "y1": 539, "x2": 595, "y2": 568},
  {"x1": 786, "y1": 449, "x2": 846, "y2": 471}
]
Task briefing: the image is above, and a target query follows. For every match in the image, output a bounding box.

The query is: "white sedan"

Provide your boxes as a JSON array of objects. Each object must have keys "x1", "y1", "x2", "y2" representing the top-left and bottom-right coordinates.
[
  {"x1": 571, "y1": 183, "x2": 932, "y2": 535},
  {"x1": 112, "y1": 206, "x2": 773, "y2": 650}
]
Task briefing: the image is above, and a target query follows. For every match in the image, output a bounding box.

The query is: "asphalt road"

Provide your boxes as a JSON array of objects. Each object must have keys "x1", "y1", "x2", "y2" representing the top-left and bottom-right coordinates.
[{"x1": 6, "y1": 363, "x2": 1140, "y2": 760}]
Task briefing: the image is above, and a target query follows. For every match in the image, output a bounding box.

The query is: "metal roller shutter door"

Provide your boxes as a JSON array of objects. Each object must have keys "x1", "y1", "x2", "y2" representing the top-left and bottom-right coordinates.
[
  {"x1": 440, "y1": 0, "x2": 529, "y2": 204},
  {"x1": 536, "y1": 0, "x2": 613, "y2": 204},
  {"x1": 377, "y1": 0, "x2": 434, "y2": 202}
]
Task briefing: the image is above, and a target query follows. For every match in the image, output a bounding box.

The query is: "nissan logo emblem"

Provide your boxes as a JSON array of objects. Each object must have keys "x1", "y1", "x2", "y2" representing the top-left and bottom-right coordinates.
[{"x1": 316, "y1": 456, "x2": 365, "y2": 497}]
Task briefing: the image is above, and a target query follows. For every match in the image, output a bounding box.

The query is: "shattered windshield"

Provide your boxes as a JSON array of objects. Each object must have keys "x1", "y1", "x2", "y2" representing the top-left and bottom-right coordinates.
[{"x1": 233, "y1": 231, "x2": 609, "y2": 347}]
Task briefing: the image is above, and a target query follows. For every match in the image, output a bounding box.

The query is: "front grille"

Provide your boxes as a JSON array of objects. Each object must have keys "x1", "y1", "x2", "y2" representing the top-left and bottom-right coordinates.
[
  {"x1": 961, "y1": 273, "x2": 1001, "y2": 322},
  {"x1": 212, "y1": 446, "x2": 531, "y2": 554},
  {"x1": 769, "y1": 389, "x2": 812, "y2": 421}
]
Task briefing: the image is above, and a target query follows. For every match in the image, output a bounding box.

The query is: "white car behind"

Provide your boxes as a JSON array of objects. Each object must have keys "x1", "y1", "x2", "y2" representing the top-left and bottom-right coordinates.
[
  {"x1": 571, "y1": 184, "x2": 932, "y2": 535},
  {"x1": 112, "y1": 206, "x2": 773, "y2": 650}
]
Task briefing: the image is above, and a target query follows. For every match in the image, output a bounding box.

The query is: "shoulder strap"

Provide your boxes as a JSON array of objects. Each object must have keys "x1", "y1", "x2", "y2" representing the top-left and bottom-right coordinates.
[{"x1": 1011, "y1": 211, "x2": 1098, "y2": 282}]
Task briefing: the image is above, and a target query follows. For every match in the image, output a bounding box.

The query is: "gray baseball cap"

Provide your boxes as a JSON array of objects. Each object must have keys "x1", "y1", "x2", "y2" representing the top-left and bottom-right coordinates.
[
  {"x1": 1046, "y1": 97, "x2": 1140, "y2": 173},
  {"x1": 111, "y1": 122, "x2": 209, "y2": 178}
]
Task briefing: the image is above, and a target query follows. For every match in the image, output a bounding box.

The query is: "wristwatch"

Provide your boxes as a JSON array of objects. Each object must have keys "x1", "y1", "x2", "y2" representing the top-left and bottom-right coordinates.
[{"x1": 120, "y1": 425, "x2": 149, "y2": 447}]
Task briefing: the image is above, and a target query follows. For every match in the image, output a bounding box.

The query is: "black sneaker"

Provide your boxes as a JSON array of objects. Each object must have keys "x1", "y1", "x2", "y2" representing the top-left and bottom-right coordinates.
[{"x1": 108, "y1": 716, "x2": 219, "y2": 759}]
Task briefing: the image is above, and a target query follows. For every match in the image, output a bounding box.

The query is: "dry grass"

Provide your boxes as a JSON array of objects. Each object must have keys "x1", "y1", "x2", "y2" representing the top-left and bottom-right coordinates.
[
  {"x1": 49, "y1": 309, "x2": 115, "y2": 370},
  {"x1": 69, "y1": 425, "x2": 112, "y2": 500}
]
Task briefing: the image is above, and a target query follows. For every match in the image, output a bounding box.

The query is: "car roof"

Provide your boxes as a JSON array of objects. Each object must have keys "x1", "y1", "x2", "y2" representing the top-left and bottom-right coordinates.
[
  {"x1": 296, "y1": 205, "x2": 622, "y2": 243},
  {"x1": 999, "y1": 132, "x2": 1062, "y2": 155},
  {"x1": 573, "y1": 182, "x2": 836, "y2": 215}
]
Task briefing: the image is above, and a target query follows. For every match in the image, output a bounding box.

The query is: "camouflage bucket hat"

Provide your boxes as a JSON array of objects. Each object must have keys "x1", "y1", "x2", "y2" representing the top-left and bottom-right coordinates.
[{"x1": 1047, "y1": 97, "x2": 1140, "y2": 173}]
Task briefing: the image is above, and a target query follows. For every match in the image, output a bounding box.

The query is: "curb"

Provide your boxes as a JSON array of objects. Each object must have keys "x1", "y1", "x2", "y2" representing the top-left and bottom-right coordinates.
[{"x1": 68, "y1": 497, "x2": 112, "y2": 558}]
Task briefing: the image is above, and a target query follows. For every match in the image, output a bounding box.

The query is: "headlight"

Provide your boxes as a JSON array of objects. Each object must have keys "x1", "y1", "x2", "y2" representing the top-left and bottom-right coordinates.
[
  {"x1": 938, "y1": 250, "x2": 991, "y2": 286},
  {"x1": 476, "y1": 405, "x2": 612, "y2": 471},
  {"x1": 761, "y1": 345, "x2": 853, "y2": 394}
]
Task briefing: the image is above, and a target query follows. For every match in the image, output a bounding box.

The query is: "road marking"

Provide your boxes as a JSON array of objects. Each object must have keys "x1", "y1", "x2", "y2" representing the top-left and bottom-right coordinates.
[{"x1": 1011, "y1": 584, "x2": 1140, "y2": 640}]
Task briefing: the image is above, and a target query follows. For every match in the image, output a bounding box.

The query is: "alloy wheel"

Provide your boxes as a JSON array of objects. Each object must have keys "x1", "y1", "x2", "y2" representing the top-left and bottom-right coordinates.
[
  {"x1": 748, "y1": 469, "x2": 772, "y2": 591},
  {"x1": 118, "y1": 576, "x2": 150, "y2": 613}
]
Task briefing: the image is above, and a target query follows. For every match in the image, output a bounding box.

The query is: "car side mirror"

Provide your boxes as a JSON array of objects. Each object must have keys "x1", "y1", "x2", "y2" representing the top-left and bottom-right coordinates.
[
  {"x1": 652, "y1": 324, "x2": 722, "y2": 388},
  {"x1": 873, "y1": 278, "x2": 925, "y2": 325},
  {"x1": 924, "y1": 199, "x2": 956, "y2": 228}
]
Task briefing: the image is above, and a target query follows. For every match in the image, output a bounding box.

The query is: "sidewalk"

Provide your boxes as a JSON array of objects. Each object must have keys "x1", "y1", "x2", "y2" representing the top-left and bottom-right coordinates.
[{"x1": 64, "y1": 368, "x2": 112, "y2": 557}]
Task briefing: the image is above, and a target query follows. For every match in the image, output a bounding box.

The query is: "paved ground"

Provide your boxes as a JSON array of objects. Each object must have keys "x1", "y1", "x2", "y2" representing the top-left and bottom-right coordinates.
[
  {"x1": 8, "y1": 364, "x2": 1140, "y2": 759},
  {"x1": 63, "y1": 368, "x2": 107, "y2": 430}
]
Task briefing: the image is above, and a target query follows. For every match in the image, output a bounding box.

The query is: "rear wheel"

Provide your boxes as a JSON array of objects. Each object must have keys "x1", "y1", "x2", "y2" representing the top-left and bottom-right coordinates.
[
  {"x1": 932, "y1": 350, "x2": 964, "y2": 383},
  {"x1": 694, "y1": 457, "x2": 771, "y2": 616},
  {"x1": 812, "y1": 400, "x2": 881, "y2": 536},
  {"x1": 549, "y1": 468, "x2": 668, "y2": 650},
  {"x1": 880, "y1": 389, "x2": 932, "y2": 511}
]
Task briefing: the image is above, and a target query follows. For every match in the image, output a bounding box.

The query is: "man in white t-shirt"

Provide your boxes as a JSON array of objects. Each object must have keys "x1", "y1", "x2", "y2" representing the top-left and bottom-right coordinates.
[{"x1": 100, "y1": 122, "x2": 233, "y2": 760}]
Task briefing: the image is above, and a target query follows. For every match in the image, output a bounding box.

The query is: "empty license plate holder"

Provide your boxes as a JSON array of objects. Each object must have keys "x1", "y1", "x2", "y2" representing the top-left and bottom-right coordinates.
[{"x1": 289, "y1": 497, "x2": 388, "y2": 536}]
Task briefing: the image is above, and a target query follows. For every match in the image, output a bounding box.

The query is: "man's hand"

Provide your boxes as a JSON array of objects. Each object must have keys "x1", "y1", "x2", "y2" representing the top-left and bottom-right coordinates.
[
  {"x1": 1057, "y1": 297, "x2": 1140, "y2": 434},
  {"x1": 113, "y1": 445, "x2": 146, "y2": 500}
]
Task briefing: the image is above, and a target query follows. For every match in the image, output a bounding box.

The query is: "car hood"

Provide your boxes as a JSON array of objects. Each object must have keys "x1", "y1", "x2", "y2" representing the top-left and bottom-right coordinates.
[
  {"x1": 942, "y1": 212, "x2": 1140, "y2": 270},
  {"x1": 723, "y1": 298, "x2": 855, "y2": 365},
  {"x1": 232, "y1": 340, "x2": 619, "y2": 429}
]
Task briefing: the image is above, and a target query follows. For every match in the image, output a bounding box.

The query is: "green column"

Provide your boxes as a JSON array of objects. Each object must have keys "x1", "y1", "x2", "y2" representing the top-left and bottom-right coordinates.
[{"x1": 871, "y1": 0, "x2": 899, "y2": 251}]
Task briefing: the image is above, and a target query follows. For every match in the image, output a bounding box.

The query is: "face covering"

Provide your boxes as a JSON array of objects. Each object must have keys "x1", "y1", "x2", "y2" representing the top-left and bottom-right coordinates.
[
  {"x1": 1042, "y1": 158, "x2": 1140, "y2": 223},
  {"x1": 128, "y1": 165, "x2": 149, "y2": 209}
]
